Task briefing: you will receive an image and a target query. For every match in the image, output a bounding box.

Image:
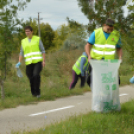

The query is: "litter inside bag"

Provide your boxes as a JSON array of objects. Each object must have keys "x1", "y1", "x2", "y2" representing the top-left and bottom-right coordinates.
[{"x1": 90, "y1": 59, "x2": 121, "y2": 113}]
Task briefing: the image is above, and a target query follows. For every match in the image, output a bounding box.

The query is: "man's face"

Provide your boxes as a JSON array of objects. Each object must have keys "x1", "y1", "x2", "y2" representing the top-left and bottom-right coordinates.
[
  {"x1": 25, "y1": 29, "x2": 33, "y2": 37},
  {"x1": 104, "y1": 25, "x2": 114, "y2": 33}
]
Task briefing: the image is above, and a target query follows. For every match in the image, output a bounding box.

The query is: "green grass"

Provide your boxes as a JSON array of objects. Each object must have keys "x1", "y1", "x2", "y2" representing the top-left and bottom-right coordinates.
[
  {"x1": 0, "y1": 72, "x2": 90, "y2": 110},
  {"x1": 0, "y1": 49, "x2": 133, "y2": 110},
  {"x1": 13, "y1": 100, "x2": 134, "y2": 134},
  {"x1": 0, "y1": 50, "x2": 91, "y2": 109}
]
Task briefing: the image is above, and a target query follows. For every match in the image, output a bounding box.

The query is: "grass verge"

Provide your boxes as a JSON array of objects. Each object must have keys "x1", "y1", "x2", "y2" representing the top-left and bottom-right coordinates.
[
  {"x1": 0, "y1": 49, "x2": 133, "y2": 110},
  {"x1": 13, "y1": 99, "x2": 134, "y2": 134}
]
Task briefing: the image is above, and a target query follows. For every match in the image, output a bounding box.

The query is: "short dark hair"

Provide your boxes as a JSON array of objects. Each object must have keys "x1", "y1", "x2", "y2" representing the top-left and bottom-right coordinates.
[
  {"x1": 105, "y1": 19, "x2": 115, "y2": 27},
  {"x1": 25, "y1": 26, "x2": 33, "y2": 31}
]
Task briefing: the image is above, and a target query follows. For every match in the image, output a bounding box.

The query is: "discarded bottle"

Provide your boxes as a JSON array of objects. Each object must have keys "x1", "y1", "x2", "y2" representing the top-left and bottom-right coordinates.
[{"x1": 16, "y1": 67, "x2": 23, "y2": 77}]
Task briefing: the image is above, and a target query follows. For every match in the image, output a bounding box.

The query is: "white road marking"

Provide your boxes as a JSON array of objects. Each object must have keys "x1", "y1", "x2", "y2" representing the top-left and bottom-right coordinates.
[
  {"x1": 29, "y1": 93, "x2": 128, "y2": 117},
  {"x1": 119, "y1": 93, "x2": 128, "y2": 97},
  {"x1": 29, "y1": 105, "x2": 75, "y2": 117}
]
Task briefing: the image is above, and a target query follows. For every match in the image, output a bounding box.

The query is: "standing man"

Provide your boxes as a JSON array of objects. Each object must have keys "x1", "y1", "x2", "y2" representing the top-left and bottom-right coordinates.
[
  {"x1": 85, "y1": 19, "x2": 122, "y2": 86},
  {"x1": 16, "y1": 26, "x2": 45, "y2": 98}
]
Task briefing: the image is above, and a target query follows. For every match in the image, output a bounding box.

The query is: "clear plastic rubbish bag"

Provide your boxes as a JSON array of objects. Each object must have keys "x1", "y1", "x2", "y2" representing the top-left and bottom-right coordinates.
[
  {"x1": 90, "y1": 59, "x2": 121, "y2": 113},
  {"x1": 16, "y1": 67, "x2": 23, "y2": 77}
]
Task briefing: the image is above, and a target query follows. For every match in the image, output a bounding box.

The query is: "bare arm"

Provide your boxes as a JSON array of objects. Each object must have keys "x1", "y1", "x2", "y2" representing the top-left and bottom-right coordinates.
[
  {"x1": 19, "y1": 55, "x2": 23, "y2": 62},
  {"x1": 116, "y1": 48, "x2": 122, "y2": 59},
  {"x1": 85, "y1": 42, "x2": 93, "y2": 61},
  {"x1": 42, "y1": 53, "x2": 45, "y2": 67}
]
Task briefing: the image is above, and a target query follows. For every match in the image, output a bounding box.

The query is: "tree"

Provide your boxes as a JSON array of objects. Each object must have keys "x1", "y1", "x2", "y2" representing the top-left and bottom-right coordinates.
[
  {"x1": 120, "y1": 0, "x2": 134, "y2": 66},
  {"x1": 52, "y1": 24, "x2": 69, "y2": 50},
  {"x1": 77, "y1": 0, "x2": 134, "y2": 70},
  {"x1": 126, "y1": 0, "x2": 134, "y2": 36},
  {"x1": 63, "y1": 18, "x2": 88, "y2": 50},
  {"x1": 77, "y1": 0, "x2": 132, "y2": 34},
  {"x1": 40, "y1": 23, "x2": 55, "y2": 50},
  {"x1": 0, "y1": 0, "x2": 30, "y2": 99}
]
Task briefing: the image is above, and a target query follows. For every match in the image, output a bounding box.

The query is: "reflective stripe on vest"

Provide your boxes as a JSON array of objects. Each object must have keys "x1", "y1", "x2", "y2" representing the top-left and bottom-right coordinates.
[
  {"x1": 94, "y1": 44, "x2": 115, "y2": 49},
  {"x1": 74, "y1": 61, "x2": 81, "y2": 70},
  {"x1": 21, "y1": 36, "x2": 43, "y2": 65},
  {"x1": 24, "y1": 52, "x2": 42, "y2": 58},
  {"x1": 73, "y1": 55, "x2": 88, "y2": 75},
  {"x1": 92, "y1": 49, "x2": 115, "y2": 55},
  {"x1": 91, "y1": 27, "x2": 120, "y2": 60},
  {"x1": 25, "y1": 57, "x2": 43, "y2": 62}
]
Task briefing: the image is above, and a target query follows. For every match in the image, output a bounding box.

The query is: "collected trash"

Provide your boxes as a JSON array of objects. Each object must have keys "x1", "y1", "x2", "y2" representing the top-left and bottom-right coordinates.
[
  {"x1": 90, "y1": 59, "x2": 121, "y2": 113},
  {"x1": 16, "y1": 67, "x2": 23, "y2": 77}
]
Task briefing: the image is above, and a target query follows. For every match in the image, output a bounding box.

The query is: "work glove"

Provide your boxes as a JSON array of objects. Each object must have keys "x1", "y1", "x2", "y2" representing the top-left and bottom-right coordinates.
[
  {"x1": 16, "y1": 62, "x2": 21, "y2": 68},
  {"x1": 130, "y1": 76, "x2": 134, "y2": 84}
]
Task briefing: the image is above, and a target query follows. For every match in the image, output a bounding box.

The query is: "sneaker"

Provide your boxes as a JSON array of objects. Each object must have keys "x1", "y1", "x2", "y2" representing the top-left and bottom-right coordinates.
[{"x1": 36, "y1": 95, "x2": 41, "y2": 98}]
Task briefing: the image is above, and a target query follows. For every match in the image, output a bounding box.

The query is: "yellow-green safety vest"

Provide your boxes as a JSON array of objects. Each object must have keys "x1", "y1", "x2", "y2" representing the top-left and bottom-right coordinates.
[
  {"x1": 72, "y1": 55, "x2": 89, "y2": 75},
  {"x1": 21, "y1": 36, "x2": 43, "y2": 65},
  {"x1": 90, "y1": 27, "x2": 120, "y2": 60}
]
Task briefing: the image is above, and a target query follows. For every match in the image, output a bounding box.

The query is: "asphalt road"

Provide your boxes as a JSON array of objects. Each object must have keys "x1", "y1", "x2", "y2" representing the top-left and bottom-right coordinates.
[{"x1": 0, "y1": 85, "x2": 134, "y2": 134}]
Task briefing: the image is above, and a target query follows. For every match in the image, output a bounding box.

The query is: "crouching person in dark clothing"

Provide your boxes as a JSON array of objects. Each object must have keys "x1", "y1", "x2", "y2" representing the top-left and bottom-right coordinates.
[{"x1": 69, "y1": 52, "x2": 90, "y2": 90}]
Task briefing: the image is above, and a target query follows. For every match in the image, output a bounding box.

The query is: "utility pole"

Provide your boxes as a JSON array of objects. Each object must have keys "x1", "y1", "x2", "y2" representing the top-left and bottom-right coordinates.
[{"x1": 36, "y1": 12, "x2": 43, "y2": 37}]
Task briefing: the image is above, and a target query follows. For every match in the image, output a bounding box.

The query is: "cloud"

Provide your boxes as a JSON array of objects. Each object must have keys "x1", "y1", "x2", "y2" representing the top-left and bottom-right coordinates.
[
  {"x1": 18, "y1": 0, "x2": 129, "y2": 30},
  {"x1": 18, "y1": 0, "x2": 89, "y2": 30}
]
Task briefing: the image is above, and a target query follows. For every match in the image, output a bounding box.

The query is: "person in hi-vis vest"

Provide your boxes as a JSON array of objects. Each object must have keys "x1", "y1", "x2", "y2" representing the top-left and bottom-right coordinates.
[
  {"x1": 16, "y1": 26, "x2": 45, "y2": 98},
  {"x1": 69, "y1": 52, "x2": 90, "y2": 90},
  {"x1": 85, "y1": 19, "x2": 122, "y2": 86}
]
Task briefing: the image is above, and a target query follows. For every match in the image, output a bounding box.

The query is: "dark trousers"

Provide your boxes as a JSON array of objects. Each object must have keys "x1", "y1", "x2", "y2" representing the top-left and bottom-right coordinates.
[
  {"x1": 87, "y1": 64, "x2": 120, "y2": 87},
  {"x1": 69, "y1": 70, "x2": 85, "y2": 89},
  {"x1": 26, "y1": 62, "x2": 42, "y2": 96}
]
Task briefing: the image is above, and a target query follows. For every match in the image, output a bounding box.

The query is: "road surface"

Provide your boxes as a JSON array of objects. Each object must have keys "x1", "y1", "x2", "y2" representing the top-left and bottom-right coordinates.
[{"x1": 0, "y1": 85, "x2": 134, "y2": 134}]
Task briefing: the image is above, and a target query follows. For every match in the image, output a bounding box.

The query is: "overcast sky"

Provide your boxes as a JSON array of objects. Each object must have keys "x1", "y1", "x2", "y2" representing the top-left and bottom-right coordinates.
[
  {"x1": 18, "y1": 0, "x2": 89, "y2": 30},
  {"x1": 18, "y1": 0, "x2": 130, "y2": 30}
]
